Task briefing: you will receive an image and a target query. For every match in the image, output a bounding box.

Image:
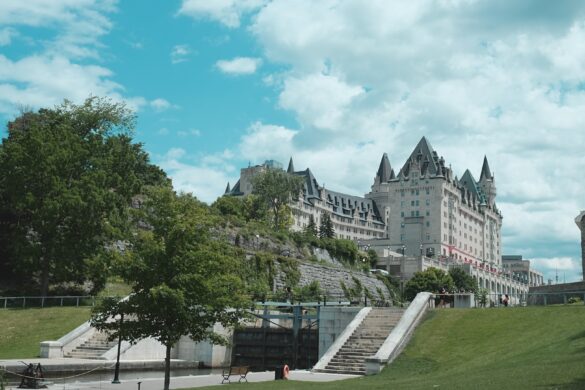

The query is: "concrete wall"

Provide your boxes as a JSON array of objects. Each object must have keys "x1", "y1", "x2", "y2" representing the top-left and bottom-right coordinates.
[{"x1": 317, "y1": 306, "x2": 361, "y2": 359}]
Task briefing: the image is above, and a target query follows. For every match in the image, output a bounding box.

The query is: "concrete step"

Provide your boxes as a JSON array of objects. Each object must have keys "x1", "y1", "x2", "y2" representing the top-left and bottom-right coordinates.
[{"x1": 316, "y1": 368, "x2": 365, "y2": 375}]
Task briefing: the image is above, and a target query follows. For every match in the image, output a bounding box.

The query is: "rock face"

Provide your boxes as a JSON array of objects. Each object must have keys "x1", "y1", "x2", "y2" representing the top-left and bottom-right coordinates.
[{"x1": 275, "y1": 261, "x2": 390, "y2": 301}]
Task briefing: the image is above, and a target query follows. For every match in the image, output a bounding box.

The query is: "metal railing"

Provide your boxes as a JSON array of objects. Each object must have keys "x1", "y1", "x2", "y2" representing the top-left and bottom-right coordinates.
[{"x1": 0, "y1": 295, "x2": 119, "y2": 309}]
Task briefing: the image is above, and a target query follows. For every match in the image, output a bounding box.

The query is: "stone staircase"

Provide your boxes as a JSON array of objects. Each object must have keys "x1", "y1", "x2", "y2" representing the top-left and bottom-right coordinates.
[
  {"x1": 318, "y1": 307, "x2": 404, "y2": 375},
  {"x1": 65, "y1": 331, "x2": 117, "y2": 360}
]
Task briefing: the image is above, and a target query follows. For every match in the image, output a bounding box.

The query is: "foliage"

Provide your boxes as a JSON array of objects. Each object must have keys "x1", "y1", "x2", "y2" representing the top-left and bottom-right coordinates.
[
  {"x1": 304, "y1": 215, "x2": 318, "y2": 237},
  {"x1": 404, "y1": 268, "x2": 454, "y2": 301},
  {"x1": 320, "y1": 238, "x2": 359, "y2": 264},
  {"x1": 251, "y1": 168, "x2": 303, "y2": 230},
  {"x1": 293, "y1": 281, "x2": 323, "y2": 302},
  {"x1": 367, "y1": 249, "x2": 379, "y2": 268},
  {"x1": 449, "y1": 267, "x2": 478, "y2": 293},
  {"x1": 340, "y1": 277, "x2": 365, "y2": 302},
  {"x1": 91, "y1": 186, "x2": 249, "y2": 390},
  {"x1": 242, "y1": 252, "x2": 276, "y2": 300},
  {"x1": 277, "y1": 257, "x2": 301, "y2": 288},
  {"x1": 318, "y1": 213, "x2": 335, "y2": 238},
  {"x1": 568, "y1": 296, "x2": 582, "y2": 304},
  {"x1": 475, "y1": 288, "x2": 489, "y2": 307},
  {"x1": 0, "y1": 97, "x2": 168, "y2": 295}
]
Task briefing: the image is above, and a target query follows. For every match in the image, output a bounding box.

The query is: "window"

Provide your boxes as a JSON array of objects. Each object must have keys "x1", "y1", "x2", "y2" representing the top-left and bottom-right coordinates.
[
  {"x1": 415, "y1": 210, "x2": 420, "y2": 217},
  {"x1": 401, "y1": 212, "x2": 404, "y2": 217},
  {"x1": 426, "y1": 189, "x2": 430, "y2": 195},
  {"x1": 426, "y1": 199, "x2": 430, "y2": 206},
  {"x1": 426, "y1": 221, "x2": 430, "y2": 227},
  {"x1": 426, "y1": 234, "x2": 430, "y2": 240},
  {"x1": 415, "y1": 200, "x2": 420, "y2": 206},
  {"x1": 426, "y1": 211, "x2": 430, "y2": 216},
  {"x1": 411, "y1": 200, "x2": 415, "y2": 206}
]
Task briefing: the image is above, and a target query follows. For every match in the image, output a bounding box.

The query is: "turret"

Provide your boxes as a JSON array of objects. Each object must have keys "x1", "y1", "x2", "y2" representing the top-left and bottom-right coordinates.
[
  {"x1": 479, "y1": 156, "x2": 496, "y2": 207},
  {"x1": 287, "y1": 157, "x2": 295, "y2": 174},
  {"x1": 374, "y1": 153, "x2": 394, "y2": 184}
]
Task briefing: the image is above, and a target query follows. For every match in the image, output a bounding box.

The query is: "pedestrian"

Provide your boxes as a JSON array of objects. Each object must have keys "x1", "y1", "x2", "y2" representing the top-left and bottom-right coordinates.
[{"x1": 503, "y1": 294, "x2": 509, "y2": 307}]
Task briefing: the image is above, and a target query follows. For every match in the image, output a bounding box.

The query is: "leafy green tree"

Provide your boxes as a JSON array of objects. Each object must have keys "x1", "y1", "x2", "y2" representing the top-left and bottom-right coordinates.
[
  {"x1": 91, "y1": 186, "x2": 249, "y2": 390},
  {"x1": 319, "y1": 213, "x2": 335, "y2": 239},
  {"x1": 449, "y1": 267, "x2": 478, "y2": 293},
  {"x1": 304, "y1": 215, "x2": 318, "y2": 237},
  {"x1": 404, "y1": 268, "x2": 454, "y2": 301},
  {"x1": 0, "y1": 98, "x2": 168, "y2": 295},
  {"x1": 251, "y1": 168, "x2": 303, "y2": 230},
  {"x1": 367, "y1": 248, "x2": 379, "y2": 268}
]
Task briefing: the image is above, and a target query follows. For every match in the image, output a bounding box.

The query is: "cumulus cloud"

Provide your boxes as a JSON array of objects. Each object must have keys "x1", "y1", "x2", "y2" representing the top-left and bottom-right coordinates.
[
  {"x1": 191, "y1": 0, "x2": 585, "y2": 279},
  {"x1": 216, "y1": 57, "x2": 262, "y2": 75},
  {"x1": 0, "y1": 27, "x2": 17, "y2": 46},
  {"x1": 171, "y1": 45, "x2": 191, "y2": 64},
  {"x1": 157, "y1": 147, "x2": 237, "y2": 203},
  {"x1": 178, "y1": 0, "x2": 267, "y2": 28},
  {"x1": 150, "y1": 98, "x2": 172, "y2": 111},
  {"x1": 0, "y1": 0, "x2": 149, "y2": 115}
]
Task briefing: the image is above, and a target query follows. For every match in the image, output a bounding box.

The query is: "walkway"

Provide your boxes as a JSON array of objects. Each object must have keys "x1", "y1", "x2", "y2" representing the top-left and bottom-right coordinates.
[{"x1": 1, "y1": 359, "x2": 357, "y2": 390}]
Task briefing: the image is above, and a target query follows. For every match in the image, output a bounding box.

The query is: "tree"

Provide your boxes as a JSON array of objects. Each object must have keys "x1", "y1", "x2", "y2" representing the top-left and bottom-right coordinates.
[
  {"x1": 251, "y1": 168, "x2": 303, "y2": 230},
  {"x1": 0, "y1": 98, "x2": 168, "y2": 295},
  {"x1": 91, "y1": 186, "x2": 249, "y2": 390},
  {"x1": 449, "y1": 267, "x2": 478, "y2": 293},
  {"x1": 404, "y1": 268, "x2": 454, "y2": 301},
  {"x1": 367, "y1": 248, "x2": 379, "y2": 268},
  {"x1": 304, "y1": 215, "x2": 318, "y2": 237},
  {"x1": 319, "y1": 213, "x2": 335, "y2": 239}
]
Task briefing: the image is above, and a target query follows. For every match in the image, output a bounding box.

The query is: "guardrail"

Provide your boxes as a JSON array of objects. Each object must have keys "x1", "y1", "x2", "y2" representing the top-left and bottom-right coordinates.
[{"x1": 0, "y1": 296, "x2": 119, "y2": 309}]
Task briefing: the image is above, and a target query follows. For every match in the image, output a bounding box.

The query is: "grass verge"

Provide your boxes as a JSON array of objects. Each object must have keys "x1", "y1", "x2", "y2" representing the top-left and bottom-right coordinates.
[
  {"x1": 187, "y1": 306, "x2": 585, "y2": 390},
  {"x1": 0, "y1": 307, "x2": 90, "y2": 359}
]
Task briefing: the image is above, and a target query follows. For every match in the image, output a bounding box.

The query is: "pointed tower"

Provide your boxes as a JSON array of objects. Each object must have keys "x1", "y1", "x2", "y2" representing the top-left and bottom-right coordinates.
[
  {"x1": 224, "y1": 182, "x2": 231, "y2": 194},
  {"x1": 287, "y1": 157, "x2": 295, "y2": 174},
  {"x1": 479, "y1": 156, "x2": 496, "y2": 207},
  {"x1": 374, "y1": 153, "x2": 394, "y2": 184}
]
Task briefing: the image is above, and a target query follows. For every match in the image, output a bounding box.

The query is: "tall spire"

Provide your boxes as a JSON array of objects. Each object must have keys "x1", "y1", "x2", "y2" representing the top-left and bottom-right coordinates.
[
  {"x1": 287, "y1": 157, "x2": 295, "y2": 174},
  {"x1": 224, "y1": 182, "x2": 231, "y2": 194},
  {"x1": 480, "y1": 156, "x2": 493, "y2": 180},
  {"x1": 375, "y1": 153, "x2": 394, "y2": 183}
]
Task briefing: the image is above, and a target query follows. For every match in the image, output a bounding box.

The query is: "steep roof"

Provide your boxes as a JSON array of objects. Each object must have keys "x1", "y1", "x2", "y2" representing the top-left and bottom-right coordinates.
[
  {"x1": 460, "y1": 169, "x2": 485, "y2": 204},
  {"x1": 480, "y1": 155, "x2": 493, "y2": 180},
  {"x1": 375, "y1": 153, "x2": 395, "y2": 183},
  {"x1": 287, "y1": 157, "x2": 295, "y2": 174},
  {"x1": 398, "y1": 136, "x2": 441, "y2": 178}
]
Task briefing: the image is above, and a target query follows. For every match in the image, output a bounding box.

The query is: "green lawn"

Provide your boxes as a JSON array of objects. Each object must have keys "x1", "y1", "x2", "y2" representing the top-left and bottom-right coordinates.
[
  {"x1": 190, "y1": 306, "x2": 585, "y2": 390},
  {"x1": 0, "y1": 307, "x2": 90, "y2": 359}
]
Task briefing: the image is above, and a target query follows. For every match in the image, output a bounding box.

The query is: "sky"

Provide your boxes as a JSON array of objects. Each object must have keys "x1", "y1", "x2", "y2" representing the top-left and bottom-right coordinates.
[{"x1": 0, "y1": 0, "x2": 584, "y2": 283}]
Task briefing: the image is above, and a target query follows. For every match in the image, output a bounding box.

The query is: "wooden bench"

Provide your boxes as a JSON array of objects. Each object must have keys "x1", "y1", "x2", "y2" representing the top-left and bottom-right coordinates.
[{"x1": 221, "y1": 366, "x2": 250, "y2": 384}]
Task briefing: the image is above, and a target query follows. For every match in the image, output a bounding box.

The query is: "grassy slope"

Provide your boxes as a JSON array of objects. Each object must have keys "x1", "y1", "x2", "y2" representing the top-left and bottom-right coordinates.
[
  {"x1": 0, "y1": 307, "x2": 90, "y2": 359},
  {"x1": 192, "y1": 306, "x2": 585, "y2": 390}
]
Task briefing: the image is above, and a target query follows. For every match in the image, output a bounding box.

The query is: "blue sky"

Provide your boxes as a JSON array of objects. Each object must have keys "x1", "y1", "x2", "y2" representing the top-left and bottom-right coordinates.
[{"x1": 1, "y1": 0, "x2": 584, "y2": 283}]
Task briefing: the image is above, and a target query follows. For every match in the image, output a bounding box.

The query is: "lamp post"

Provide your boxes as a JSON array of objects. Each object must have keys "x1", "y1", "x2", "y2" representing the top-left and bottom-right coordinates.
[
  {"x1": 112, "y1": 312, "x2": 124, "y2": 384},
  {"x1": 401, "y1": 245, "x2": 406, "y2": 298},
  {"x1": 420, "y1": 244, "x2": 423, "y2": 258}
]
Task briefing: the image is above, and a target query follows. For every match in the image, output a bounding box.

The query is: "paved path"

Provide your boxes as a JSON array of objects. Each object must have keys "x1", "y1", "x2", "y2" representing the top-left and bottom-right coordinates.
[{"x1": 1, "y1": 359, "x2": 358, "y2": 390}]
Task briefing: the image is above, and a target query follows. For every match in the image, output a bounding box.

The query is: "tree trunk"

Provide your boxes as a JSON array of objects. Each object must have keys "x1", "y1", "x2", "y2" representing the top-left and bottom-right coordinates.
[
  {"x1": 164, "y1": 343, "x2": 171, "y2": 390},
  {"x1": 40, "y1": 255, "x2": 49, "y2": 296}
]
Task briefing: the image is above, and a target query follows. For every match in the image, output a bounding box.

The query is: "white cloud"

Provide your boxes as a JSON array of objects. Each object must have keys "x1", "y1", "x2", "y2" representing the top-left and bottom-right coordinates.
[
  {"x1": 178, "y1": 0, "x2": 267, "y2": 28},
  {"x1": 150, "y1": 98, "x2": 172, "y2": 111},
  {"x1": 0, "y1": 0, "x2": 149, "y2": 115},
  {"x1": 157, "y1": 147, "x2": 236, "y2": 203},
  {"x1": 279, "y1": 73, "x2": 364, "y2": 130},
  {"x1": 0, "y1": 27, "x2": 17, "y2": 46},
  {"x1": 177, "y1": 129, "x2": 202, "y2": 137},
  {"x1": 171, "y1": 44, "x2": 191, "y2": 64},
  {"x1": 0, "y1": 0, "x2": 117, "y2": 59},
  {"x1": 239, "y1": 122, "x2": 297, "y2": 161},
  {"x1": 194, "y1": 1, "x2": 585, "y2": 279},
  {"x1": 0, "y1": 54, "x2": 125, "y2": 111},
  {"x1": 216, "y1": 57, "x2": 262, "y2": 75}
]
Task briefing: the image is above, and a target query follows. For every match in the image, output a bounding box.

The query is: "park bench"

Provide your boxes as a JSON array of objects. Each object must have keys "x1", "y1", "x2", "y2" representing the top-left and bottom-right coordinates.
[{"x1": 221, "y1": 365, "x2": 250, "y2": 384}]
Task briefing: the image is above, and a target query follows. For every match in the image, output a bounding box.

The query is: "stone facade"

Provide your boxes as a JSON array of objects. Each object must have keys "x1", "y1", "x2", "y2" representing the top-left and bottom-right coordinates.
[
  {"x1": 501, "y1": 255, "x2": 544, "y2": 286},
  {"x1": 575, "y1": 211, "x2": 585, "y2": 280},
  {"x1": 366, "y1": 137, "x2": 502, "y2": 266}
]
